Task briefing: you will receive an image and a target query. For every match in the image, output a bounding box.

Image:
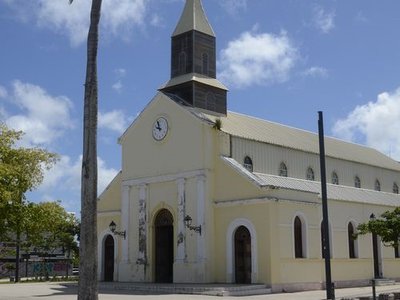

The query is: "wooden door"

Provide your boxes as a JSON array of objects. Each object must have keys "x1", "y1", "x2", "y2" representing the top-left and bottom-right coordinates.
[
  {"x1": 155, "y1": 209, "x2": 174, "y2": 283},
  {"x1": 104, "y1": 235, "x2": 114, "y2": 282},
  {"x1": 234, "y1": 226, "x2": 251, "y2": 284}
]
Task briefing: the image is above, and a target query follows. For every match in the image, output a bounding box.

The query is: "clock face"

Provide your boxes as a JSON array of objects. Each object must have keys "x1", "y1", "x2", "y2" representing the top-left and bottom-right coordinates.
[{"x1": 152, "y1": 117, "x2": 168, "y2": 141}]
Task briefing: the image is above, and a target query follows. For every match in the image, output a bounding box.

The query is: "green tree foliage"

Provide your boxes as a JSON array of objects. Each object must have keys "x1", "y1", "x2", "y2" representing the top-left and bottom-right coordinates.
[
  {"x1": 357, "y1": 207, "x2": 400, "y2": 248},
  {"x1": 0, "y1": 123, "x2": 58, "y2": 203},
  {"x1": 0, "y1": 123, "x2": 58, "y2": 240},
  {"x1": 27, "y1": 201, "x2": 79, "y2": 257}
]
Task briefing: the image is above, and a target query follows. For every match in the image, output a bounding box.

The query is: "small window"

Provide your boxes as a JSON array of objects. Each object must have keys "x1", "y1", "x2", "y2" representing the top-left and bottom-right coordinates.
[
  {"x1": 348, "y1": 222, "x2": 357, "y2": 259},
  {"x1": 179, "y1": 51, "x2": 187, "y2": 74},
  {"x1": 202, "y1": 53, "x2": 209, "y2": 75},
  {"x1": 393, "y1": 183, "x2": 399, "y2": 194},
  {"x1": 243, "y1": 156, "x2": 253, "y2": 172},
  {"x1": 332, "y1": 172, "x2": 339, "y2": 185},
  {"x1": 294, "y1": 216, "x2": 304, "y2": 258},
  {"x1": 279, "y1": 162, "x2": 288, "y2": 177},
  {"x1": 375, "y1": 179, "x2": 381, "y2": 191},
  {"x1": 395, "y1": 244, "x2": 400, "y2": 258},
  {"x1": 354, "y1": 176, "x2": 361, "y2": 188},
  {"x1": 306, "y1": 167, "x2": 315, "y2": 181}
]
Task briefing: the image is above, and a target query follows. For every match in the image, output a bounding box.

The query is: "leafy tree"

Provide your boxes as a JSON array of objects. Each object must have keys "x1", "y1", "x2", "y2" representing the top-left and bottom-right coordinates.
[
  {"x1": 0, "y1": 123, "x2": 58, "y2": 281},
  {"x1": 0, "y1": 124, "x2": 58, "y2": 204},
  {"x1": 27, "y1": 201, "x2": 79, "y2": 256},
  {"x1": 69, "y1": 0, "x2": 102, "y2": 299},
  {"x1": 357, "y1": 207, "x2": 400, "y2": 248},
  {"x1": 25, "y1": 201, "x2": 79, "y2": 279}
]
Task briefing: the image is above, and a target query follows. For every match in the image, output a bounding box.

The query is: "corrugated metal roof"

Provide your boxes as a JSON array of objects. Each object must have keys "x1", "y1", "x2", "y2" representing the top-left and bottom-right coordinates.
[
  {"x1": 210, "y1": 111, "x2": 400, "y2": 171},
  {"x1": 254, "y1": 172, "x2": 400, "y2": 207},
  {"x1": 221, "y1": 156, "x2": 400, "y2": 207},
  {"x1": 159, "y1": 73, "x2": 228, "y2": 91},
  {"x1": 172, "y1": 0, "x2": 215, "y2": 37}
]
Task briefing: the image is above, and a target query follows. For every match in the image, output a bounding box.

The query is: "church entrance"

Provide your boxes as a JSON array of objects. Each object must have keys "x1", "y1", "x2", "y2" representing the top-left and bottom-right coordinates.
[
  {"x1": 104, "y1": 235, "x2": 114, "y2": 282},
  {"x1": 154, "y1": 209, "x2": 174, "y2": 283},
  {"x1": 234, "y1": 226, "x2": 252, "y2": 284}
]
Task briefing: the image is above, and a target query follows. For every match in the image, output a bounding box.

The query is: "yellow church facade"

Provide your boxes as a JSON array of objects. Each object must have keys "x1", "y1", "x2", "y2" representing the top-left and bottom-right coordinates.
[{"x1": 97, "y1": 0, "x2": 400, "y2": 292}]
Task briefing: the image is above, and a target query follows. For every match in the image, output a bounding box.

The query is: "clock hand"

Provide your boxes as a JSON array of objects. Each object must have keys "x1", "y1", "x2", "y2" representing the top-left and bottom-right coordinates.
[{"x1": 156, "y1": 121, "x2": 162, "y2": 131}]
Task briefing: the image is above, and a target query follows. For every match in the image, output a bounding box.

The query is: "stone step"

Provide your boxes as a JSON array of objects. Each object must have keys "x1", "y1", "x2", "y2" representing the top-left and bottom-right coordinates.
[
  {"x1": 99, "y1": 282, "x2": 272, "y2": 297},
  {"x1": 374, "y1": 279, "x2": 397, "y2": 286}
]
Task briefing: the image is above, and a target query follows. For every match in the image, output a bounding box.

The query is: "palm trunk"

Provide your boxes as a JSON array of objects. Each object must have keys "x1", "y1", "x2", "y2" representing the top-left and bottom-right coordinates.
[{"x1": 78, "y1": 0, "x2": 102, "y2": 299}]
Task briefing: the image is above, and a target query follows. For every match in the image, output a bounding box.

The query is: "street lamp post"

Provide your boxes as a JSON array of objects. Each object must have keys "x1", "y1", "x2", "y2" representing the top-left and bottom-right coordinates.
[{"x1": 370, "y1": 213, "x2": 380, "y2": 279}]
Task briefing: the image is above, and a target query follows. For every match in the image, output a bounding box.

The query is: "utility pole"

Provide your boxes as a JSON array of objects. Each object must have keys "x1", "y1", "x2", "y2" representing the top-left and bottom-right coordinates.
[{"x1": 318, "y1": 111, "x2": 334, "y2": 300}]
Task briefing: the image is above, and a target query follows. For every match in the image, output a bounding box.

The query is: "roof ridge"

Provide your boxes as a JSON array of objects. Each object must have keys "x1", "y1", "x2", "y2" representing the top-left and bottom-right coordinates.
[{"x1": 226, "y1": 110, "x2": 392, "y2": 156}]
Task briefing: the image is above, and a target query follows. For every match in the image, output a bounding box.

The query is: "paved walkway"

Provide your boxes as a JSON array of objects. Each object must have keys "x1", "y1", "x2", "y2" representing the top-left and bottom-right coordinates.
[{"x1": 0, "y1": 281, "x2": 399, "y2": 300}]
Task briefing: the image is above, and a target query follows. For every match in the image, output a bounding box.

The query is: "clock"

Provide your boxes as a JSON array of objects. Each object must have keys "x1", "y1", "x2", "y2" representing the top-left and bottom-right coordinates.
[{"x1": 152, "y1": 117, "x2": 168, "y2": 141}]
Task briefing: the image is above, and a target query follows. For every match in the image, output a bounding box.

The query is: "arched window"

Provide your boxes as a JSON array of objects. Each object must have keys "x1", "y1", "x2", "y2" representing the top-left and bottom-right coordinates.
[
  {"x1": 331, "y1": 172, "x2": 339, "y2": 185},
  {"x1": 202, "y1": 52, "x2": 209, "y2": 75},
  {"x1": 348, "y1": 222, "x2": 357, "y2": 258},
  {"x1": 279, "y1": 162, "x2": 288, "y2": 177},
  {"x1": 294, "y1": 216, "x2": 304, "y2": 258},
  {"x1": 393, "y1": 183, "x2": 399, "y2": 194},
  {"x1": 178, "y1": 51, "x2": 187, "y2": 74},
  {"x1": 306, "y1": 167, "x2": 315, "y2": 181},
  {"x1": 374, "y1": 179, "x2": 381, "y2": 191},
  {"x1": 354, "y1": 176, "x2": 361, "y2": 188},
  {"x1": 243, "y1": 156, "x2": 253, "y2": 172}
]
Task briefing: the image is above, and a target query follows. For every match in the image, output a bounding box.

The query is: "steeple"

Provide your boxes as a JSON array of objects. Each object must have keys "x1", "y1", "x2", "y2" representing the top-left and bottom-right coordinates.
[
  {"x1": 172, "y1": 0, "x2": 215, "y2": 37},
  {"x1": 160, "y1": 0, "x2": 227, "y2": 116}
]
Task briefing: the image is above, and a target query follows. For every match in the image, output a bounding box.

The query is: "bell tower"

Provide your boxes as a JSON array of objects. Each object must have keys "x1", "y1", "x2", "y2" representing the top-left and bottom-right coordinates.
[{"x1": 160, "y1": 0, "x2": 227, "y2": 116}]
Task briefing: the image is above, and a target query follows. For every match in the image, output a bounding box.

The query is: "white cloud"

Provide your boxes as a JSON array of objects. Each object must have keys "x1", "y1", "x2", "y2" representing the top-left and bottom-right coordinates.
[
  {"x1": 333, "y1": 87, "x2": 400, "y2": 160},
  {"x1": 220, "y1": 0, "x2": 247, "y2": 16},
  {"x1": 313, "y1": 6, "x2": 335, "y2": 34},
  {"x1": 219, "y1": 30, "x2": 298, "y2": 89},
  {"x1": 2, "y1": 0, "x2": 149, "y2": 46},
  {"x1": 40, "y1": 154, "x2": 119, "y2": 195},
  {"x1": 112, "y1": 81, "x2": 123, "y2": 93},
  {"x1": 112, "y1": 68, "x2": 127, "y2": 93},
  {"x1": 99, "y1": 110, "x2": 130, "y2": 133},
  {"x1": 302, "y1": 66, "x2": 328, "y2": 78},
  {"x1": 150, "y1": 13, "x2": 162, "y2": 27},
  {"x1": 5, "y1": 80, "x2": 74, "y2": 146},
  {"x1": 0, "y1": 85, "x2": 7, "y2": 98},
  {"x1": 114, "y1": 68, "x2": 127, "y2": 78}
]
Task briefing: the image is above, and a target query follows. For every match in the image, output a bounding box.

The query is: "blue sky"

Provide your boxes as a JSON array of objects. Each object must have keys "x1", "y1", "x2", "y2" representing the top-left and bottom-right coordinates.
[{"x1": 1, "y1": 0, "x2": 400, "y2": 215}]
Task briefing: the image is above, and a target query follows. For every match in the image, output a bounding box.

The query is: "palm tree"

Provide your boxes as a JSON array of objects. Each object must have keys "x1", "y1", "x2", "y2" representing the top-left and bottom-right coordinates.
[{"x1": 70, "y1": 0, "x2": 102, "y2": 299}]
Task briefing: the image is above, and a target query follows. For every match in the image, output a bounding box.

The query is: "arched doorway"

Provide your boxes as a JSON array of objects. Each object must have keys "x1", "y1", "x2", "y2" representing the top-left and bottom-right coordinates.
[
  {"x1": 104, "y1": 235, "x2": 114, "y2": 281},
  {"x1": 154, "y1": 209, "x2": 174, "y2": 283},
  {"x1": 234, "y1": 226, "x2": 251, "y2": 284}
]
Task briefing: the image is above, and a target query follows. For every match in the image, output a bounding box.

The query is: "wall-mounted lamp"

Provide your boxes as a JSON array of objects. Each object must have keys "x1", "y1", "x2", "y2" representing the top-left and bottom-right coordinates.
[
  {"x1": 109, "y1": 221, "x2": 126, "y2": 239},
  {"x1": 184, "y1": 215, "x2": 201, "y2": 235}
]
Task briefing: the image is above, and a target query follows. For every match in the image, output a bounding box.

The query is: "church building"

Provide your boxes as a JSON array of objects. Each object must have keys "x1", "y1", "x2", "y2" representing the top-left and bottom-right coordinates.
[{"x1": 97, "y1": 0, "x2": 400, "y2": 292}]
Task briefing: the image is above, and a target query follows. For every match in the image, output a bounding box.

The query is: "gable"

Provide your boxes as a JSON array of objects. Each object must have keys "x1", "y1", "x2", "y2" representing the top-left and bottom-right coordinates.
[{"x1": 120, "y1": 92, "x2": 217, "y2": 181}]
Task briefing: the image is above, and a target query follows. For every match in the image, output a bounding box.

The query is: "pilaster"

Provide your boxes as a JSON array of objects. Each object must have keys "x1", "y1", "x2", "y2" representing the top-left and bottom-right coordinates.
[{"x1": 121, "y1": 185, "x2": 130, "y2": 262}]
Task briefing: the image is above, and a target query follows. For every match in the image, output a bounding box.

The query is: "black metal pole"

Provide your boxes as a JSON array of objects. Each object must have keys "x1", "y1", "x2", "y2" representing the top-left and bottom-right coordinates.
[{"x1": 318, "y1": 111, "x2": 334, "y2": 300}]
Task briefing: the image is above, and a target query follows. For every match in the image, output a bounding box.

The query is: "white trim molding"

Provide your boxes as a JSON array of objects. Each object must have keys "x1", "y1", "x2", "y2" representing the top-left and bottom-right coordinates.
[
  {"x1": 121, "y1": 185, "x2": 130, "y2": 262},
  {"x1": 122, "y1": 169, "x2": 207, "y2": 187},
  {"x1": 226, "y1": 218, "x2": 258, "y2": 283}
]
